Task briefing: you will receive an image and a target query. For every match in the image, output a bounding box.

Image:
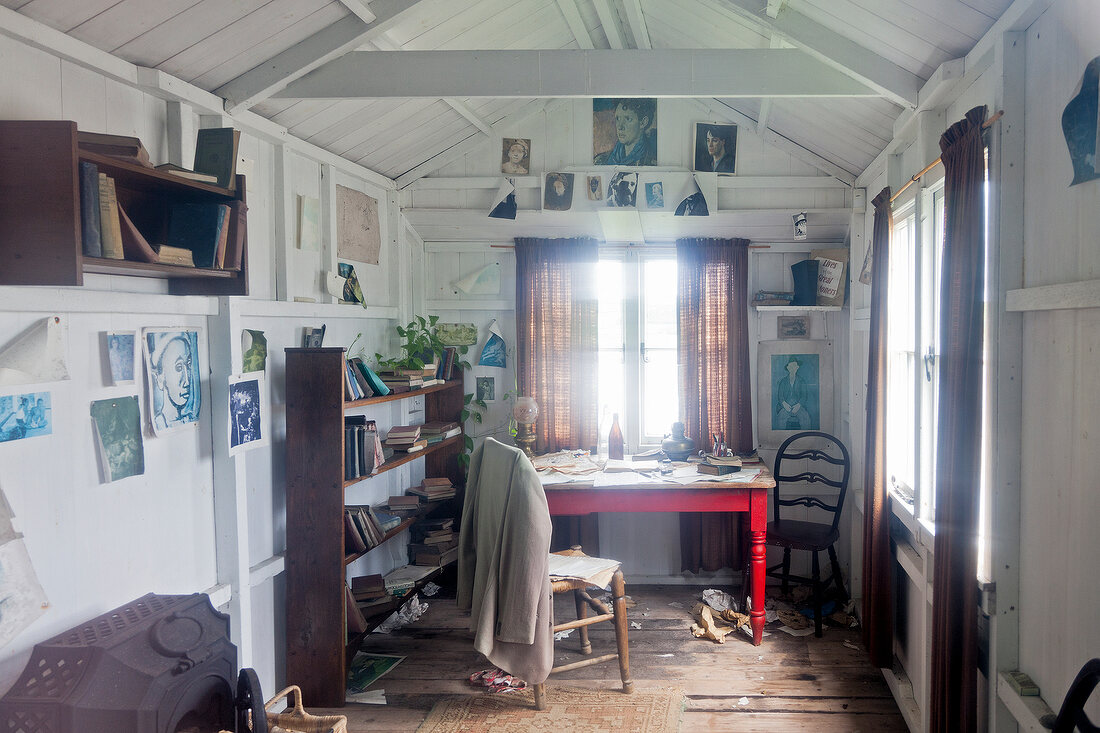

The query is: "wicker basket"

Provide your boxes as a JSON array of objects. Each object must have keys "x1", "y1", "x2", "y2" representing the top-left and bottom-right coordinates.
[{"x1": 264, "y1": 685, "x2": 348, "y2": 733}]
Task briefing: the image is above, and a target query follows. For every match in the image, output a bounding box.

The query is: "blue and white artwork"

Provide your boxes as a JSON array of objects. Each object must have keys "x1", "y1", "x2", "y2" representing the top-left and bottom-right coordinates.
[
  {"x1": 107, "y1": 331, "x2": 135, "y2": 385},
  {"x1": 228, "y1": 372, "x2": 266, "y2": 454},
  {"x1": 143, "y1": 328, "x2": 201, "y2": 435},
  {"x1": 770, "y1": 353, "x2": 820, "y2": 431},
  {"x1": 0, "y1": 392, "x2": 52, "y2": 443},
  {"x1": 478, "y1": 320, "x2": 507, "y2": 368}
]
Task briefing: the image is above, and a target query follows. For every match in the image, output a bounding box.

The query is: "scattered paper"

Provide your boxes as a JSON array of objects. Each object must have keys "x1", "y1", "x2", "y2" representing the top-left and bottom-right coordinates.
[
  {"x1": 346, "y1": 689, "x2": 387, "y2": 704},
  {"x1": 656, "y1": 654, "x2": 674, "y2": 657},
  {"x1": 778, "y1": 625, "x2": 817, "y2": 637},
  {"x1": 532, "y1": 450, "x2": 601, "y2": 475},
  {"x1": 738, "y1": 697, "x2": 750, "y2": 706},
  {"x1": 702, "y1": 589, "x2": 736, "y2": 613},
  {"x1": 421, "y1": 582, "x2": 441, "y2": 597},
  {"x1": 843, "y1": 640, "x2": 860, "y2": 650},
  {"x1": 0, "y1": 316, "x2": 69, "y2": 386},
  {"x1": 592, "y1": 471, "x2": 662, "y2": 487},
  {"x1": 373, "y1": 594, "x2": 428, "y2": 634},
  {"x1": 630, "y1": 621, "x2": 642, "y2": 629},
  {"x1": 554, "y1": 629, "x2": 575, "y2": 641},
  {"x1": 346, "y1": 653, "x2": 404, "y2": 699}
]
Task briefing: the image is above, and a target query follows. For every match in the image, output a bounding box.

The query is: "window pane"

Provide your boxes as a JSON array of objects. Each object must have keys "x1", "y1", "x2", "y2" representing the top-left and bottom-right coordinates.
[
  {"x1": 642, "y1": 348, "x2": 677, "y2": 437},
  {"x1": 887, "y1": 210, "x2": 917, "y2": 496},
  {"x1": 642, "y1": 258, "x2": 678, "y2": 441},
  {"x1": 597, "y1": 259, "x2": 625, "y2": 444},
  {"x1": 643, "y1": 259, "x2": 677, "y2": 348}
]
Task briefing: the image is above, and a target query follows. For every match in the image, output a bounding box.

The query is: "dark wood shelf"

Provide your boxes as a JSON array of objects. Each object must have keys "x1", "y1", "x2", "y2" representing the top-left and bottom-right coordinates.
[
  {"x1": 78, "y1": 150, "x2": 237, "y2": 197},
  {"x1": 343, "y1": 434, "x2": 463, "y2": 488},
  {"x1": 344, "y1": 559, "x2": 456, "y2": 653},
  {"x1": 343, "y1": 378, "x2": 462, "y2": 409},
  {"x1": 83, "y1": 256, "x2": 239, "y2": 279},
  {"x1": 341, "y1": 497, "x2": 456, "y2": 565}
]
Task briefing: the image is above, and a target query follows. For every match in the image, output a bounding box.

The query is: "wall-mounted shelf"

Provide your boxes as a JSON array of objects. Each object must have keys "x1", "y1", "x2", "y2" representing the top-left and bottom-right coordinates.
[{"x1": 754, "y1": 305, "x2": 845, "y2": 312}]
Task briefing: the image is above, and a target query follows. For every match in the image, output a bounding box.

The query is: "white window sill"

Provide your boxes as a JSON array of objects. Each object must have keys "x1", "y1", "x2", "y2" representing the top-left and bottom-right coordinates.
[{"x1": 889, "y1": 489, "x2": 936, "y2": 553}]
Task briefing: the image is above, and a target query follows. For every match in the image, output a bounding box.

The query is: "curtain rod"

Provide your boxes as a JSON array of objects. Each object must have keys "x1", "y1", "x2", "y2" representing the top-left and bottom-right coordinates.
[{"x1": 889, "y1": 110, "x2": 1003, "y2": 203}]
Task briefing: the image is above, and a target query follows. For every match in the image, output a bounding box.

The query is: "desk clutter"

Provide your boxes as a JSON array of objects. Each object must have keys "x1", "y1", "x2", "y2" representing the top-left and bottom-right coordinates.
[{"x1": 532, "y1": 449, "x2": 763, "y2": 485}]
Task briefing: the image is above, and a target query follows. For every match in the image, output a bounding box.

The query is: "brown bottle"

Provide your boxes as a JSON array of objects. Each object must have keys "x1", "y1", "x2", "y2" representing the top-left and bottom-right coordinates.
[{"x1": 608, "y1": 413, "x2": 624, "y2": 460}]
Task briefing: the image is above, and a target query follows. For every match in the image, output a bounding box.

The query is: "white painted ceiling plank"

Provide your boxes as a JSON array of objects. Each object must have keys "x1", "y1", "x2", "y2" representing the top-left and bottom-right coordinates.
[
  {"x1": 276, "y1": 49, "x2": 881, "y2": 99},
  {"x1": 215, "y1": 0, "x2": 429, "y2": 113},
  {"x1": 644, "y1": 0, "x2": 770, "y2": 49},
  {"x1": 621, "y1": 0, "x2": 651, "y2": 48},
  {"x1": 718, "y1": 0, "x2": 923, "y2": 107},
  {"x1": 554, "y1": 0, "x2": 595, "y2": 48},
  {"x1": 16, "y1": 0, "x2": 117, "y2": 33},
  {"x1": 110, "y1": 0, "x2": 270, "y2": 67},
  {"x1": 591, "y1": 0, "x2": 625, "y2": 48},
  {"x1": 765, "y1": 0, "x2": 786, "y2": 18},
  {"x1": 394, "y1": 99, "x2": 549, "y2": 188},
  {"x1": 389, "y1": 0, "x2": 509, "y2": 49},
  {"x1": 338, "y1": 0, "x2": 376, "y2": 22},
  {"x1": 68, "y1": 0, "x2": 204, "y2": 55},
  {"x1": 757, "y1": 33, "x2": 783, "y2": 134}
]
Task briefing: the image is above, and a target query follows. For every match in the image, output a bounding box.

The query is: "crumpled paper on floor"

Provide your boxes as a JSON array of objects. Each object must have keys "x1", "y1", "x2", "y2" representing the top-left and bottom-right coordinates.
[
  {"x1": 690, "y1": 602, "x2": 751, "y2": 643},
  {"x1": 373, "y1": 594, "x2": 427, "y2": 634},
  {"x1": 702, "y1": 588, "x2": 737, "y2": 613}
]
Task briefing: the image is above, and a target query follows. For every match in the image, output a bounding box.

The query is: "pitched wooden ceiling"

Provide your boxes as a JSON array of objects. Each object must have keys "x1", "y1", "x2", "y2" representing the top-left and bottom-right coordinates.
[{"x1": 2, "y1": 0, "x2": 1015, "y2": 184}]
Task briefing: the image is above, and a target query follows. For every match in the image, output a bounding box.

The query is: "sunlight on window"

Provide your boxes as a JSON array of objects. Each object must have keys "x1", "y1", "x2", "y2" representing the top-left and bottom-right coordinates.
[{"x1": 642, "y1": 259, "x2": 678, "y2": 437}]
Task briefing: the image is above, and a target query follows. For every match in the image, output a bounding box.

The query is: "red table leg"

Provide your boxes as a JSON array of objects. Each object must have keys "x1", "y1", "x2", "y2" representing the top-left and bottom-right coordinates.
[{"x1": 749, "y1": 490, "x2": 768, "y2": 645}]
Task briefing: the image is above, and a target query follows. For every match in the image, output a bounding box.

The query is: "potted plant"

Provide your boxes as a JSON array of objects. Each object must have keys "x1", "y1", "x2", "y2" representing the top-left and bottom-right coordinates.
[{"x1": 374, "y1": 315, "x2": 446, "y2": 374}]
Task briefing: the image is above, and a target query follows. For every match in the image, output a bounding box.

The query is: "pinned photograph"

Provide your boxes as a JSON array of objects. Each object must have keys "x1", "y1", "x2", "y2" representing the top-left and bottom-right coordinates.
[
  {"x1": 476, "y1": 376, "x2": 496, "y2": 402},
  {"x1": 478, "y1": 320, "x2": 506, "y2": 368},
  {"x1": 90, "y1": 396, "x2": 144, "y2": 482},
  {"x1": 435, "y1": 323, "x2": 478, "y2": 346},
  {"x1": 692, "y1": 122, "x2": 737, "y2": 173},
  {"x1": 242, "y1": 329, "x2": 267, "y2": 373},
  {"x1": 645, "y1": 181, "x2": 665, "y2": 209},
  {"x1": 143, "y1": 328, "x2": 201, "y2": 435},
  {"x1": 593, "y1": 98, "x2": 657, "y2": 166},
  {"x1": 586, "y1": 175, "x2": 603, "y2": 201},
  {"x1": 606, "y1": 171, "x2": 638, "y2": 207},
  {"x1": 229, "y1": 373, "x2": 266, "y2": 455},
  {"x1": 544, "y1": 172, "x2": 574, "y2": 211},
  {"x1": 107, "y1": 331, "x2": 136, "y2": 385},
  {"x1": 501, "y1": 138, "x2": 530, "y2": 175},
  {"x1": 0, "y1": 392, "x2": 51, "y2": 444}
]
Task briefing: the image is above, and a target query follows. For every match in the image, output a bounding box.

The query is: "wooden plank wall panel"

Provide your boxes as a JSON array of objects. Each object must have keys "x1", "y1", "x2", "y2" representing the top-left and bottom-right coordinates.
[{"x1": 648, "y1": 0, "x2": 770, "y2": 49}]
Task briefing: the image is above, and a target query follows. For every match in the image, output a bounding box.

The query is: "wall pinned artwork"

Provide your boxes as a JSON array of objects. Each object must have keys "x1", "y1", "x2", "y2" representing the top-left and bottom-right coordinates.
[
  {"x1": 106, "y1": 331, "x2": 136, "y2": 385},
  {"x1": 544, "y1": 172, "x2": 574, "y2": 211},
  {"x1": 777, "y1": 316, "x2": 809, "y2": 340},
  {"x1": 757, "y1": 340, "x2": 833, "y2": 447},
  {"x1": 229, "y1": 373, "x2": 267, "y2": 455},
  {"x1": 337, "y1": 185, "x2": 381, "y2": 265},
  {"x1": 454, "y1": 263, "x2": 501, "y2": 295},
  {"x1": 435, "y1": 323, "x2": 478, "y2": 346},
  {"x1": 593, "y1": 98, "x2": 657, "y2": 166},
  {"x1": 0, "y1": 316, "x2": 69, "y2": 387},
  {"x1": 143, "y1": 328, "x2": 201, "y2": 435},
  {"x1": 90, "y1": 395, "x2": 144, "y2": 482},
  {"x1": 501, "y1": 138, "x2": 530, "y2": 175},
  {"x1": 0, "y1": 392, "x2": 51, "y2": 444},
  {"x1": 242, "y1": 329, "x2": 267, "y2": 373},
  {"x1": 296, "y1": 195, "x2": 320, "y2": 250},
  {"x1": 478, "y1": 320, "x2": 506, "y2": 368},
  {"x1": 1061, "y1": 55, "x2": 1100, "y2": 187},
  {"x1": 692, "y1": 122, "x2": 737, "y2": 173},
  {"x1": 476, "y1": 376, "x2": 495, "y2": 402},
  {"x1": 488, "y1": 178, "x2": 517, "y2": 220}
]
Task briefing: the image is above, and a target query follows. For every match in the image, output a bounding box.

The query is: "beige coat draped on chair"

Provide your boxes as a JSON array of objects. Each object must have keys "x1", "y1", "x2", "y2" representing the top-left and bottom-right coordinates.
[{"x1": 457, "y1": 438, "x2": 554, "y2": 684}]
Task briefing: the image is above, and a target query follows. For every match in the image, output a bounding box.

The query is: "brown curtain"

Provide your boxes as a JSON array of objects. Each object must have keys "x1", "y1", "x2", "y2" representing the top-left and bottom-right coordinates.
[
  {"x1": 929, "y1": 105, "x2": 987, "y2": 733},
  {"x1": 676, "y1": 237, "x2": 753, "y2": 572},
  {"x1": 515, "y1": 237, "x2": 599, "y2": 453},
  {"x1": 861, "y1": 187, "x2": 893, "y2": 669}
]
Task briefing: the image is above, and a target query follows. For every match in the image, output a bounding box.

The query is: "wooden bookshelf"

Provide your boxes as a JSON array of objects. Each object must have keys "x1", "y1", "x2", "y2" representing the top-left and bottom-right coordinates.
[
  {"x1": 0, "y1": 120, "x2": 248, "y2": 295},
  {"x1": 284, "y1": 347, "x2": 464, "y2": 707}
]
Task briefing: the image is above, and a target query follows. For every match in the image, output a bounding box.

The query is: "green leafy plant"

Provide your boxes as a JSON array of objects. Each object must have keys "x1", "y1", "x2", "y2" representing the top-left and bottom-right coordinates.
[
  {"x1": 374, "y1": 315, "x2": 445, "y2": 372},
  {"x1": 457, "y1": 392, "x2": 488, "y2": 471}
]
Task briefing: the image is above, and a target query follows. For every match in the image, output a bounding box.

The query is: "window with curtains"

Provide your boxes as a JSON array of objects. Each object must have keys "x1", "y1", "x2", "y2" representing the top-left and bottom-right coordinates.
[
  {"x1": 596, "y1": 249, "x2": 679, "y2": 451},
  {"x1": 886, "y1": 181, "x2": 947, "y2": 523}
]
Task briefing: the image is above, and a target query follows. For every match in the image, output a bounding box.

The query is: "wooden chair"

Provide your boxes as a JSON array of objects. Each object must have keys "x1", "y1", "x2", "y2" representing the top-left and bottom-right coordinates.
[
  {"x1": 533, "y1": 546, "x2": 633, "y2": 710},
  {"x1": 1053, "y1": 658, "x2": 1100, "y2": 732},
  {"x1": 756, "y1": 431, "x2": 851, "y2": 637}
]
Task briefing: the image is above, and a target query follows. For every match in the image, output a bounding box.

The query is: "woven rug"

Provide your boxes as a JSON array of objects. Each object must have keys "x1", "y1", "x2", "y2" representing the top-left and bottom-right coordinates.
[{"x1": 416, "y1": 686, "x2": 684, "y2": 733}]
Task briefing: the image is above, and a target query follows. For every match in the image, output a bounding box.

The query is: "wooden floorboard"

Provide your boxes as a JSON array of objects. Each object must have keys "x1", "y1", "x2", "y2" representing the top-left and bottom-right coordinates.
[{"x1": 309, "y1": 584, "x2": 908, "y2": 731}]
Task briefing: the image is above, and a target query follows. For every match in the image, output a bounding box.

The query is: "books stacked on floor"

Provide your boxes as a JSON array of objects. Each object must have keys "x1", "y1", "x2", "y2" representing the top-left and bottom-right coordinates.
[
  {"x1": 420, "y1": 420, "x2": 461, "y2": 444},
  {"x1": 387, "y1": 494, "x2": 421, "y2": 512},
  {"x1": 385, "y1": 425, "x2": 425, "y2": 453},
  {"x1": 753, "y1": 290, "x2": 795, "y2": 306},
  {"x1": 344, "y1": 416, "x2": 383, "y2": 480},
  {"x1": 410, "y1": 518, "x2": 458, "y2": 566},
  {"x1": 379, "y1": 370, "x2": 424, "y2": 394},
  {"x1": 383, "y1": 564, "x2": 435, "y2": 597},
  {"x1": 408, "y1": 476, "x2": 456, "y2": 501}
]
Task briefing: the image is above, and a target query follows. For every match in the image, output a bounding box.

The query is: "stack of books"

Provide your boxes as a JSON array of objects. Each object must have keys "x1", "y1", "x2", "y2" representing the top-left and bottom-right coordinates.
[
  {"x1": 385, "y1": 425, "x2": 425, "y2": 453},
  {"x1": 344, "y1": 417, "x2": 383, "y2": 480},
  {"x1": 437, "y1": 347, "x2": 458, "y2": 381},
  {"x1": 344, "y1": 504, "x2": 406, "y2": 552},
  {"x1": 410, "y1": 518, "x2": 458, "y2": 566},
  {"x1": 380, "y1": 370, "x2": 424, "y2": 394},
  {"x1": 420, "y1": 363, "x2": 444, "y2": 387},
  {"x1": 387, "y1": 494, "x2": 421, "y2": 512},
  {"x1": 350, "y1": 573, "x2": 386, "y2": 602},
  {"x1": 697, "y1": 454, "x2": 742, "y2": 476},
  {"x1": 383, "y1": 564, "x2": 435, "y2": 597},
  {"x1": 753, "y1": 290, "x2": 795, "y2": 306},
  {"x1": 420, "y1": 420, "x2": 461, "y2": 444},
  {"x1": 408, "y1": 477, "x2": 455, "y2": 501}
]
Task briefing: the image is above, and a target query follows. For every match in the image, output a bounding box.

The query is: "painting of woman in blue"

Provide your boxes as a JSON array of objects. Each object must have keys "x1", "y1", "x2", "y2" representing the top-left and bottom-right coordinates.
[
  {"x1": 593, "y1": 98, "x2": 657, "y2": 166},
  {"x1": 773, "y1": 355, "x2": 819, "y2": 430}
]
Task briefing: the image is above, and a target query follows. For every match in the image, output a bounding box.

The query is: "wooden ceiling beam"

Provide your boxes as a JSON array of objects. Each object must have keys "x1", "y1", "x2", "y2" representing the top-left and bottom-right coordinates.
[
  {"x1": 621, "y1": 0, "x2": 652, "y2": 49},
  {"x1": 554, "y1": 0, "x2": 596, "y2": 49},
  {"x1": 717, "y1": 0, "x2": 921, "y2": 108},
  {"x1": 276, "y1": 49, "x2": 881, "y2": 99},
  {"x1": 216, "y1": 0, "x2": 428, "y2": 114},
  {"x1": 592, "y1": 0, "x2": 625, "y2": 49}
]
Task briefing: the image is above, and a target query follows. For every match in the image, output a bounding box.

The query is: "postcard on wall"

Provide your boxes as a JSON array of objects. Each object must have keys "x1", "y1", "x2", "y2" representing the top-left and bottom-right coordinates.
[
  {"x1": 478, "y1": 320, "x2": 506, "y2": 368},
  {"x1": 229, "y1": 372, "x2": 267, "y2": 455},
  {"x1": 777, "y1": 315, "x2": 809, "y2": 340},
  {"x1": 757, "y1": 340, "x2": 833, "y2": 447},
  {"x1": 242, "y1": 329, "x2": 267, "y2": 373},
  {"x1": 106, "y1": 331, "x2": 136, "y2": 385},
  {"x1": 0, "y1": 315, "x2": 70, "y2": 387},
  {"x1": 90, "y1": 395, "x2": 145, "y2": 482},
  {"x1": 435, "y1": 323, "x2": 478, "y2": 346},
  {"x1": 0, "y1": 391, "x2": 51, "y2": 444},
  {"x1": 143, "y1": 328, "x2": 202, "y2": 436},
  {"x1": 337, "y1": 184, "x2": 381, "y2": 265}
]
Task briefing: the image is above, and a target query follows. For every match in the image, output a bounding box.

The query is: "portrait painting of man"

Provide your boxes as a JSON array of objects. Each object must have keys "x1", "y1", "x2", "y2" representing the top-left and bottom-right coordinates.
[
  {"x1": 693, "y1": 122, "x2": 737, "y2": 173},
  {"x1": 593, "y1": 98, "x2": 658, "y2": 166},
  {"x1": 143, "y1": 328, "x2": 201, "y2": 435},
  {"x1": 543, "y1": 172, "x2": 574, "y2": 211}
]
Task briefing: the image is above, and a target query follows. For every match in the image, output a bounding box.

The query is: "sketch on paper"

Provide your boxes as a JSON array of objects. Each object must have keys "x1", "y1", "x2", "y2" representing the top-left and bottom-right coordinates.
[
  {"x1": 501, "y1": 138, "x2": 530, "y2": 175},
  {"x1": 229, "y1": 373, "x2": 266, "y2": 455},
  {"x1": 90, "y1": 396, "x2": 144, "y2": 482},
  {"x1": 107, "y1": 331, "x2": 135, "y2": 385},
  {"x1": 337, "y1": 185, "x2": 381, "y2": 265},
  {"x1": 143, "y1": 328, "x2": 201, "y2": 435}
]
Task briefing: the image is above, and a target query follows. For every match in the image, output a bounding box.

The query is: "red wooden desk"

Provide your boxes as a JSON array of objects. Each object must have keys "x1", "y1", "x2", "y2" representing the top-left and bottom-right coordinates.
[{"x1": 543, "y1": 468, "x2": 775, "y2": 645}]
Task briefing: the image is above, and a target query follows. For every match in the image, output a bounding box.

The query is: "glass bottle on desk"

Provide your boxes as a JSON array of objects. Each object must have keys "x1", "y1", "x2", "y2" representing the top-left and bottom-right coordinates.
[{"x1": 608, "y1": 413, "x2": 624, "y2": 460}]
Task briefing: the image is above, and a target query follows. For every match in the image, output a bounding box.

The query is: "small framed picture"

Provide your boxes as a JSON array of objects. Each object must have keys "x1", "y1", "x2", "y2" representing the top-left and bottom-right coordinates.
[
  {"x1": 757, "y1": 340, "x2": 833, "y2": 447},
  {"x1": 692, "y1": 122, "x2": 738, "y2": 173},
  {"x1": 476, "y1": 376, "x2": 496, "y2": 402},
  {"x1": 777, "y1": 315, "x2": 809, "y2": 340}
]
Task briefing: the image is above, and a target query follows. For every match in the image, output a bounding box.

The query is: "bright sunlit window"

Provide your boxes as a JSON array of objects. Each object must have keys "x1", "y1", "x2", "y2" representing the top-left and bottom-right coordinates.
[{"x1": 597, "y1": 249, "x2": 678, "y2": 452}]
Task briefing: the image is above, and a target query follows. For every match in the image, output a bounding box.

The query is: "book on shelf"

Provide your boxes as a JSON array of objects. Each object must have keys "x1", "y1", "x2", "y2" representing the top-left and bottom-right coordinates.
[
  {"x1": 345, "y1": 505, "x2": 381, "y2": 547},
  {"x1": 193, "y1": 127, "x2": 240, "y2": 190},
  {"x1": 399, "y1": 440, "x2": 427, "y2": 453},
  {"x1": 344, "y1": 511, "x2": 367, "y2": 554},
  {"x1": 166, "y1": 202, "x2": 229, "y2": 268},
  {"x1": 387, "y1": 495, "x2": 420, "y2": 511},
  {"x1": 420, "y1": 532, "x2": 457, "y2": 545},
  {"x1": 78, "y1": 131, "x2": 152, "y2": 168},
  {"x1": 344, "y1": 427, "x2": 359, "y2": 480},
  {"x1": 349, "y1": 358, "x2": 389, "y2": 397},
  {"x1": 221, "y1": 200, "x2": 247, "y2": 271},
  {"x1": 348, "y1": 361, "x2": 374, "y2": 398},
  {"x1": 155, "y1": 245, "x2": 195, "y2": 267},
  {"x1": 351, "y1": 573, "x2": 386, "y2": 600},
  {"x1": 345, "y1": 583, "x2": 368, "y2": 635},
  {"x1": 344, "y1": 362, "x2": 365, "y2": 401},
  {"x1": 116, "y1": 203, "x2": 159, "y2": 263},
  {"x1": 154, "y1": 162, "x2": 219, "y2": 183},
  {"x1": 421, "y1": 477, "x2": 453, "y2": 489},
  {"x1": 78, "y1": 162, "x2": 102, "y2": 257},
  {"x1": 420, "y1": 421, "x2": 459, "y2": 435},
  {"x1": 355, "y1": 425, "x2": 370, "y2": 476},
  {"x1": 368, "y1": 506, "x2": 403, "y2": 534},
  {"x1": 439, "y1": 347, "x2": 458, "y2": 381},
  {"x1": 409, "y1": 538, "x2": 458, "y2": 555},
  {"x1": 414, "y1": 545, "x2": 458, "y2": 567},
  {"x1": 383, "y1": 564, "x2": 435, "y2": 594},
  {"x1": 407, "y1": 485, "x2": 455, "y2": 500},
  {"x1": 97, "y1": 174, "x2": 124, "y2": 259},
  {"x1": 385, "y1": 425, "x2": 420, "y2": 443},
  {"x1": 419, "y1": 517, "x2": 454, "y2": 531}
]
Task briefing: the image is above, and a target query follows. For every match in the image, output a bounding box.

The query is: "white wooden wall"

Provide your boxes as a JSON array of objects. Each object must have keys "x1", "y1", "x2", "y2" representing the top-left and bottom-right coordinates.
[{"x1": 0, "y1": 24, "x2": 409, "y2": 702}]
